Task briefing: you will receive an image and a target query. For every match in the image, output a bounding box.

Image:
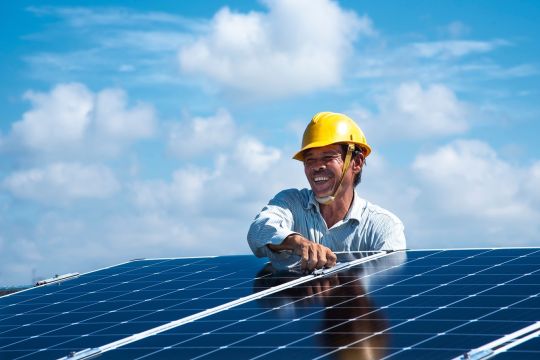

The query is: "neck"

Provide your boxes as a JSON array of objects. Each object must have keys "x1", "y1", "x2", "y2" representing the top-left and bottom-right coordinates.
[{"x1": 319, "y1": 189, "x2": 354, "y2": 228}]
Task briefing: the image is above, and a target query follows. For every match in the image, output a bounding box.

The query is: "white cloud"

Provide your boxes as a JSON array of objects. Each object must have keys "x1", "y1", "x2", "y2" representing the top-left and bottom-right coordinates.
[
  {"x1": 178, "y1": 0, "x2": 374, "y2": 97},
  {"x1": 12, "y1": 83, "x2": 94, "y2": 151},
  {"x1": 168, "y1": 109, "x2": 235, "y2": 158},
  {"x1": 94, "y1": 88, "x2": 155, "y2": 140},
  {"x1": 412, "y1": 39, "x2": 508, "y2": 59},
  {"x1": 355, "y1": 82, "x2": 469, "y2": 142},
  {"x1": 3, "y1": 162, "x2": 120, "y2": 204},
  {"x1": 7, "y1": 83, "x2": 155, "y2": 158},
  {"x1": 131, "y1": 166, "x2": 212, "y2": 210},
  {"x1": 413, "y1": 140, "x2": 520, "y2": 216},
  {"x1": 409, "y1": 140, "x2": 540, "y2": 246},
  {"x1": 523, "y1": 161, "x2": 540, "y2": 204},
  {"x1": 234, "y1": 137, "x2": 281, "y2": 174},
  {"x1": 357, "y1": 139, "x2": 540, "y2": 249},
  {"x1": 135, "y1": 136, "x2": 284, "y2": 212}
]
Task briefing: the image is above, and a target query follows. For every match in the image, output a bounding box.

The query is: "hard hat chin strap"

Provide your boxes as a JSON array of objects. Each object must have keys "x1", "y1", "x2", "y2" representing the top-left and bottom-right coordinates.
[{"x1": 315, "y1": 144, "x2": 355, "y2": 205}]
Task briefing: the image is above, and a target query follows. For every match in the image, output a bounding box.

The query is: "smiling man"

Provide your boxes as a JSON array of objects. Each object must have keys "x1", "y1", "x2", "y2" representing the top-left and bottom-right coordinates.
[{"x1": 247, "y1": 112, "x2": 406, "y2": 272}]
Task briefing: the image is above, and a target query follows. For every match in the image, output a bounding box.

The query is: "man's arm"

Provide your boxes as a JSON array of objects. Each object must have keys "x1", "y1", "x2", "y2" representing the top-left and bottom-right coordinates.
[
  {"x1": 247, "y1": 189, "x2": 337, "y2": 271},
  {"x1": 267, "y1": 234, "x2": 337, "y2": 272}
]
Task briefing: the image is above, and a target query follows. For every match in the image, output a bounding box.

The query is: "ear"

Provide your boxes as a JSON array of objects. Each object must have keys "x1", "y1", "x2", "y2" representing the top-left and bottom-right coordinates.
[{"x1": 350, "y1": 153, "x2": 364, "y2": 174}]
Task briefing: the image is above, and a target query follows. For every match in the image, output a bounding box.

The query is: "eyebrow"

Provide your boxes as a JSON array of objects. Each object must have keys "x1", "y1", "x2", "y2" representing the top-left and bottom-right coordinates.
[{"x1": 305, "y1": 150, "x2": 341, "y2": 157}]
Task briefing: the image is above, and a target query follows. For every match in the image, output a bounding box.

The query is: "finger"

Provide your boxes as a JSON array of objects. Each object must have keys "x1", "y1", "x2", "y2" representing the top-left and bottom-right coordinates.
[
  {"x1": 316, "y1": 247, "x2": 327, "y2": 269},
  {"x1": 300, "y1": 245, "x2": 309, "y2": 271},
  {"x1": 325, "y1": 250, "x2": 337, "y2": 268},
  {"x1": 307, "y1": 246, "x2": 317, "y2": 271}
]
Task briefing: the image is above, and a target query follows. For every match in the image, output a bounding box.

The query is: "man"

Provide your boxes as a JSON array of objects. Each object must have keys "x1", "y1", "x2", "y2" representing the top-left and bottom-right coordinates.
[{"x1": 247, "y1": 112, "x2": 406, "y2": 272}]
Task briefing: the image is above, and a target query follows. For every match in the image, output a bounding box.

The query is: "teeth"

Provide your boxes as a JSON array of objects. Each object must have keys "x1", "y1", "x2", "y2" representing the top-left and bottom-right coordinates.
[{"x1": 314, "y1": 176, "x2": 329, "y2": 182}]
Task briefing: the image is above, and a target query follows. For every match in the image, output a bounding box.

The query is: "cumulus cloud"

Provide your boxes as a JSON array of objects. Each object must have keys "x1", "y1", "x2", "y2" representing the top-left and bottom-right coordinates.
[
  {"x1": 131, "y1": 166, "x2": 212, "y2": 210},
  {"x1": 135, "y1": 137, "x2": 284, "y2": 213},
  {"x1": 357, "y1": 139, "x2": 540, "y2": 249},
  {"x1": 178, "y1": 0, "x2": 374, "y2": 97},
  {"x1": 3, "y1": 162, "x2": 120, "y2": 204},
  {"x1": 12, "y1": 83, "x2": 94, "y2": 151},
  {"x1": 524, "y1": 162, "x2": 540, "y2": 204},
  {"x1": 234, "y1": 137, "x2": 281, "y2": 174},
  {"x1": 94, "y1": 88, "x2": 155, "y2": 140},
  {"x1": 355, "y1": 82, "x2": 469, "y2": 142},
  {"x1": 413, "y1": 140, "x2": 521, "y2": 216},
  {"x1": 409, "y1": 139, "x2": 540, "y2": 246},
  {"x1": 168, "y1": 109, "x2": 235, "y2": 158},
  {"x1": 7, "y1": 83, "x2": 155, "y2": 158}
]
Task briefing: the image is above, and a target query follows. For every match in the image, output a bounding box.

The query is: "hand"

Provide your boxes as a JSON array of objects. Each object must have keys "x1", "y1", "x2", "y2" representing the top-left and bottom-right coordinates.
[{"x1": 267, "y1": 234, "x2": 337, "y2": 272}]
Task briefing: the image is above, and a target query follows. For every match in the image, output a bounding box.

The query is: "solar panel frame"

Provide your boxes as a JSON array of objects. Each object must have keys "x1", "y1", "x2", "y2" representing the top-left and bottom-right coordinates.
[{"x1": 2, "y1": 248, "x2": 540, "y2": 360}]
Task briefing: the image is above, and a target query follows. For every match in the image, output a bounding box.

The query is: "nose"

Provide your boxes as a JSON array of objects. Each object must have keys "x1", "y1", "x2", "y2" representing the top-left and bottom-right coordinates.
[{"x1": 306, "y1": 158, "x2": 326, "y2": 171}]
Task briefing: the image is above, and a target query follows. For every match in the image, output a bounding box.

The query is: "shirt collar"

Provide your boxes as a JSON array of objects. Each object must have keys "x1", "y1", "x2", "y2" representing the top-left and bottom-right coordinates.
[{"x1": 306, "y1": 189, "x2": 365, "y2": 222}]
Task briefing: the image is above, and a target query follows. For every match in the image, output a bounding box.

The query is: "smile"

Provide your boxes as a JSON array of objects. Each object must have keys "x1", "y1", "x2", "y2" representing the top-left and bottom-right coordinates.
[{"x1": 314, "y1": 176, "x2": 330, "y2": 183}]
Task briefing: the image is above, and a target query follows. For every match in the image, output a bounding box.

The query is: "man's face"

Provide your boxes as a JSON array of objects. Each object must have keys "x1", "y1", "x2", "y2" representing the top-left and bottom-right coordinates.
[{"x1": 303, "y1": 144, "x2": 348, "y2": 198}]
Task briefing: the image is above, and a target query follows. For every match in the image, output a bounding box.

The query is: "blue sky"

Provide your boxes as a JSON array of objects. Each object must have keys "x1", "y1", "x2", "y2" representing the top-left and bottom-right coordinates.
[{"x1": 1, "y1": 0, "x2": 539, "y2": 286}]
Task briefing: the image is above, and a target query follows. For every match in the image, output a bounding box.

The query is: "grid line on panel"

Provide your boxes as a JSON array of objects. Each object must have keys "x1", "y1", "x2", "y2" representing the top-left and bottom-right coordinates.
[
  {"x1": 1, "y1": 258, "x2": 186, "y2": 305},
  {"x1": 4, "y1": 271, "x2": 233, "y2": 360},
  {"x1": 247, "y1": 249, "x2": 493, "y2": 360},
  {"x1": 263, "y1": 248, "x2": 540, "y2": 360},
  {"x1": 0, "y1": 259, "x2": 213, "y2": 338},
  {"x1": 0, "y1": 257, "x2": 276, "y2": 360},
  {"x1": 309, "y1": 249, "x2": 540, "y2": 360},
  {"x1": 58, "y1": 252, "x2": 388, "y2": 360},
  {"x1": 377, "y1": 249, "x2": 540, "y2": 360},
  {"x1": 122, "y1": 248, "x2": 540, "y2": 360},
  {"x1": 121, "y1": 250, "x2": 447, "y2": 360},
  {"x1": 0, "y1": 258, "x2": 199, "y2": 322},
  {"x1": 6, "y1": 249, "x2": 540, "y2": 360}
]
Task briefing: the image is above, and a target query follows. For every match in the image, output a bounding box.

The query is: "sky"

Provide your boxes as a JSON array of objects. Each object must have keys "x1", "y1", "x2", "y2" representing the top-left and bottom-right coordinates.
[{"x1": 1, "y1": 0, "x2": 539, "y2": 286}]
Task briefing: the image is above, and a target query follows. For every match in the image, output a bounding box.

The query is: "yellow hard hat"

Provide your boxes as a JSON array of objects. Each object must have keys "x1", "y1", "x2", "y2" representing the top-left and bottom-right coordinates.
[{"x1": 293, "y1": 112, "x2": 372, "y2": 161}]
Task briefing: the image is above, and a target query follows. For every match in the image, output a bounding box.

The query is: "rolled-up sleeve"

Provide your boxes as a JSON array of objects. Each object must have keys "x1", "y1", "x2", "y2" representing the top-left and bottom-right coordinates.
[{"x1": 247, "y1": 190, "x2": 304, "y2": 260}]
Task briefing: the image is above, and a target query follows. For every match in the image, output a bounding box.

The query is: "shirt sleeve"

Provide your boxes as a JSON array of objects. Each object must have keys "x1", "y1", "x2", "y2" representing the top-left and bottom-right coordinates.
[
  {"x1": 376, "y1": 216, "x2": 407, "y2": 251},
  {"x1": 246, "y1": 190, "x2": 301, "y2": 259}
]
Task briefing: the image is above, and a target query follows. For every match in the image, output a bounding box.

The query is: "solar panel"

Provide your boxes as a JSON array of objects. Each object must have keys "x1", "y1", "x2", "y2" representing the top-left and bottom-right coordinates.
[
  {"x1": 0, "y1": 255, "x2": 298, "y2": 359},
  {"x1": 2, "y1": 249, "x2": 540, "y2": 360}
]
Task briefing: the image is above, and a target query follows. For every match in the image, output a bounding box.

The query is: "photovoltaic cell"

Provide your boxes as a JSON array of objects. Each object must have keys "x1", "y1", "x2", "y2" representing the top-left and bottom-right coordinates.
[
  {"x1": 0, "y1": 255, "x2": 297, "y2": 359},
  {"x1": 2, "y1": 249, "x2": 540, "y2": 360},
  {"x1": 94, "y1": 249, "x2": 540, "y2": 360}
]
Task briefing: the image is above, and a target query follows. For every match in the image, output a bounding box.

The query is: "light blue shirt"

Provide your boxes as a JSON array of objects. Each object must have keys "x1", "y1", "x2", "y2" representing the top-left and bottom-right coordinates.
[{"x1": 247, "y1": 188, "x2": 406, "y2": 267}]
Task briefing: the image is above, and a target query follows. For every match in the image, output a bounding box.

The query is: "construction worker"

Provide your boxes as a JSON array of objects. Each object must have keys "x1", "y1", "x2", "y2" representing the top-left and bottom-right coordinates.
[{"x1": 247, "y1": 112, "x2": 406, "y2": 272}]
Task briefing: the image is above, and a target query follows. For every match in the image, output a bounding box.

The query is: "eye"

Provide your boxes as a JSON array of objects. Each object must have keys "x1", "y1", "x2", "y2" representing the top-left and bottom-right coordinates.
[{"x1": 323, "y1": 156, "x2": 335, "y2": 162}]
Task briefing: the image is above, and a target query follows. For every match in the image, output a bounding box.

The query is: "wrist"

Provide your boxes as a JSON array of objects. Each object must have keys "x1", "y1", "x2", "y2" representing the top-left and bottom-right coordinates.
[{"x1": 267, "y1": 233, "x2": 303, "y2": 252}]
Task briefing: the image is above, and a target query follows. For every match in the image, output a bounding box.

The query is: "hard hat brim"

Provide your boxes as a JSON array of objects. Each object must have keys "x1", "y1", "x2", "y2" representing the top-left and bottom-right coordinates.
[{"x1": 293, "y1": 141, "x2": 371, "y2": 161}]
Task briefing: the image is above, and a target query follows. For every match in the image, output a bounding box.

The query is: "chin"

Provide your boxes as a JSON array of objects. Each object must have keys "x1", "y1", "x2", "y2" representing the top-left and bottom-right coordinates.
[{"x1": 313, "y1": 190, "x2": 332, "y2": 198}]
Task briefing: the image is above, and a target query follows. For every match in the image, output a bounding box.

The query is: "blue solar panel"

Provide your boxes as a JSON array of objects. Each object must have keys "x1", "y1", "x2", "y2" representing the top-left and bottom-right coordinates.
[
  {"x1": 1, "y1": 249, "x2": 540, "y2": 360},
  {"x1": 0, "y1": 255, "x2": 296, "y2": 359}
]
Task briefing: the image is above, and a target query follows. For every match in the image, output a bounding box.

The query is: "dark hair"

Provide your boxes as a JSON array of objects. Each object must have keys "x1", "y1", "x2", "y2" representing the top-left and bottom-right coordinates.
[{"x1": 341, "y1": 144, "x2": 366, "y2": 187}]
